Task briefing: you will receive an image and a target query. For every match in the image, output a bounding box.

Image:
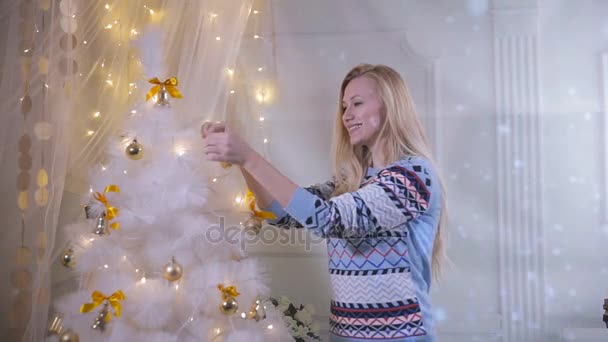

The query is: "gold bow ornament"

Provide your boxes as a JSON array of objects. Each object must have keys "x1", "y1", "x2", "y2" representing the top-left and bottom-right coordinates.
[
  {"x1": 146, "y1": 77, "x2": 183, "y2": 101},
  {"x1": 80, "y1": 290, "x2": 125, "y2": 321},
  {"x1": 93, "y1": 184, "x2": 120, "y2": 230}
]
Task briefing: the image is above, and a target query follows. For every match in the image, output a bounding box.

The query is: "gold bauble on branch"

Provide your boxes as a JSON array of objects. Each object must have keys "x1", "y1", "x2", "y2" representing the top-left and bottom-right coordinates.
[
  {"x1": 247, "y1": 297, "x2": 266, "y2": 321},
  {"x1": 162, "y1": 256, "x2": 183, "y2": 282},
  {"x1": 243, "y1": 216, "x2": 263, "y2": 235},
  {"x1": 125, "y1": 139, "x2": 144, "y2": 160},
  {"x1": 58, "y1": 329, "x2": 79, "y2": 342},
  {"x1": 60, "y1": 248, "x2": 75, "y2": 268},
  {"x1": 220, "y1": 297, "x2": 239, "y2": 315}
]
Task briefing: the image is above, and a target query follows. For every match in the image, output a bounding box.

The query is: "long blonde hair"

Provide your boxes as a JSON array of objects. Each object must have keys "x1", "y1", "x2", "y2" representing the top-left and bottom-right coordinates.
[{"x1": 331, "y1": 64, "x2": 448, "y2": 278}]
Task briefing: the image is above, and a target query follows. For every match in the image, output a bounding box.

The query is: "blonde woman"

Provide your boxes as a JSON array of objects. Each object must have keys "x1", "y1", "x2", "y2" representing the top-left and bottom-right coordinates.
[{"x1": 202, "y1": 64, "x2": 446, "y2": 341}]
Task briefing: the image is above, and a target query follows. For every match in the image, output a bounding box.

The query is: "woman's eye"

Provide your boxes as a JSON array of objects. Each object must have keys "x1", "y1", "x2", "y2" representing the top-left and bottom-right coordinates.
[{"x1": 354, "y1": 102, "x2": 362, "y2": 106}]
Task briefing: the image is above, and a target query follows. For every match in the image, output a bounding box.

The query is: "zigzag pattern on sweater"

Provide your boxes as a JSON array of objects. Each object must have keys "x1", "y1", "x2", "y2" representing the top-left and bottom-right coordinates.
[
  {"x1": 329, "y1": 299, "x2": 427, "y2": 339},
  {"x1": 327, "y1": 237, "x2": 410, "y2": 270},
  {"x1": 329, "y1": 269, "x2": 416, "y2": 303}
]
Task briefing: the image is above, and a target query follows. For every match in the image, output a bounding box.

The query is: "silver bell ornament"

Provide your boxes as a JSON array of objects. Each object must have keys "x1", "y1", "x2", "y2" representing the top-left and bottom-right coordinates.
[
  {"x1": 91, "y1": 302, "x2": 109, "y2": 332},
  {"x1": 156, "y1": 85, "x2": 171, "y2": 106},
  {"x1": 93, "y1": 214, "x2": 107, "y2": 235},
  {"x1": 243, "y1": 216, "x2": 263, "y2": 235},
  {"x1": 247, "y1": 297, "x2": 266, "y2": 321}
]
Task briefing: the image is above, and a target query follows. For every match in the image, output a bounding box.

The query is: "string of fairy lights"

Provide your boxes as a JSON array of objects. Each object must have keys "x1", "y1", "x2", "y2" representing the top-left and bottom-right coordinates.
[{"x1": 85, "y1": 3, "x2": 273, "y2": 208}]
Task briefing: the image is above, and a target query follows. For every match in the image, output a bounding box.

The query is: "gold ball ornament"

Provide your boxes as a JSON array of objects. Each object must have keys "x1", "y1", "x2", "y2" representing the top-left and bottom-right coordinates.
[
  {"x1": 220, "y1": 297, "x2": 239, "y2": 315},
  {"x1": 243, "y1": 216, "x2": 263, "y2": 235},
  {"x1": 162, "y1": 256, "x2": 183, "y2": 282},
  {"x1": 125, "y1": 139, "x2": 144, "y2": 160},
  {"x1": 58, "y1": 329, "x2": 79, "y2": 342},
  {"x1": 60, "y1": 248, "x2": 75, "y2": 268}
]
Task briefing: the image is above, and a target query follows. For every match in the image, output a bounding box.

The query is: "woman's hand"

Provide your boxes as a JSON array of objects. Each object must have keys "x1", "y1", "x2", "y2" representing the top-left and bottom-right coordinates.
[{"x1": 201, "y1": 122, "x2": 253, "y2": 166}]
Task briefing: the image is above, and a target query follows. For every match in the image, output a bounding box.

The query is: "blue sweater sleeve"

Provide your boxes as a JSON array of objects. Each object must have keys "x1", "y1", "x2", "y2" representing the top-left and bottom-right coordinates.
[
  {"x1": 262, "y1": 180, "x2": 335, "y2": 229},
  {"x1": 284, "y1": 162, "x2": 432, "y2": 238}
]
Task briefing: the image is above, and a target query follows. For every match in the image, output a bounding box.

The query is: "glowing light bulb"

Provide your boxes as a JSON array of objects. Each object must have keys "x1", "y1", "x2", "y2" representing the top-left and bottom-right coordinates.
[{"x1": 93, "y1": 111, "x2": 101, "y2": 118}]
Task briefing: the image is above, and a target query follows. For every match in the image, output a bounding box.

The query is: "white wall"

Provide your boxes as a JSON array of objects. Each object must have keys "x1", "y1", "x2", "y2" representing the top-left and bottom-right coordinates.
[{"x1": 239, "y1": 0, "x2": 608, "y2": 341}]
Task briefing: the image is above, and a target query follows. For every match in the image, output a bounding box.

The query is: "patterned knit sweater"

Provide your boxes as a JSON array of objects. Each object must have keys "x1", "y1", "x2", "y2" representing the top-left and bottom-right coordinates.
[{"x1": 265, "y1": 156, "x2": 441, "y2": 341}]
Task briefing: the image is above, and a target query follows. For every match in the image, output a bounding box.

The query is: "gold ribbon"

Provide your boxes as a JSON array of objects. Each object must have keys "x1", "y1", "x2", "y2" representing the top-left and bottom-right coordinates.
[
  {"x1": 217, "y1": 284, "x2": 240, "y2": 301},
  {"x1": 146, "y1": 77, "x2": 183, "y2": 101},
  {"x1": 80, "y1": 290, "x2": 125, "y2": 321},
  {"x1": 93, "y1": 184, "x2": 120, "y2": 230},
  {"x1": 245, "y1": 190, "x2": 277, "y2": 220}
]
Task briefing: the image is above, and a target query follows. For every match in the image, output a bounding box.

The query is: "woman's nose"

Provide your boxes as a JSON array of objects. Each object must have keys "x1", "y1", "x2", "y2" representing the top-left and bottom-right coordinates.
[{"x1": 343, "y1": 109, "x2": 354, "y2": 122}]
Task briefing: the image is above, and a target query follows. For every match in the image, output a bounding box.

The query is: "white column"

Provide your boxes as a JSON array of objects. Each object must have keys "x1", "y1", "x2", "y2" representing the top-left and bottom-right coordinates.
[{"x1": 492, "y1": 1, "x2": 544, "y2": 341}]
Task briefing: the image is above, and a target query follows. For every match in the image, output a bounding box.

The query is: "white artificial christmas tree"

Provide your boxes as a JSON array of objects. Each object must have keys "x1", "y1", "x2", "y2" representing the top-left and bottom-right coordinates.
[{"x1": 49, "y1": 28, "x2": 292, "y2": 342}]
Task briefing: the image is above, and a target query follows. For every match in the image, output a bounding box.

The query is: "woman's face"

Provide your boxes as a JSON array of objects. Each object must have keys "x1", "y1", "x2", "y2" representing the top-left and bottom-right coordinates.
[{"x1": 342, "y1": 76, "x2": 385, "y2": 147}]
